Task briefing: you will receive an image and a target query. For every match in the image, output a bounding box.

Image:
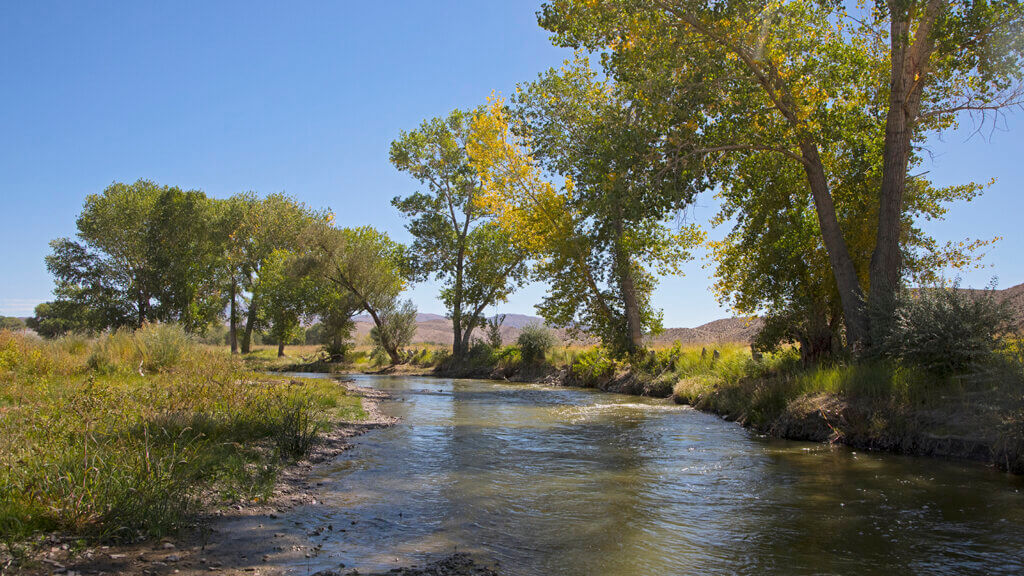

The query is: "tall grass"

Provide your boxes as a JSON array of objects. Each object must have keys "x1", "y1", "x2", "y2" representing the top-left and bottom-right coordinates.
[{"x1": 0, "y1": 326, "x2": 362, "y2": 545}]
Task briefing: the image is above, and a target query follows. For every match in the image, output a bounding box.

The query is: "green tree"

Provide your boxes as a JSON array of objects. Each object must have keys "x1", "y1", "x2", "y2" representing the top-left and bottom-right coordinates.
[
  {"x1": 709, "y1": 146, "x2": 991, "y2": 362},
  {"x1": 538, "y1": 0, "x2": 1023, "y2": 351},
  {"x1": 312, "y1": 225, "x2": 414, "y2": 365},
  {"x1": 469, "y1": 61, "x2": 703, "y2": 355},
  {"x1": 485, "y1": 314, "x2": 505, "y2": 349},
  {"x1": 391, "y1": 109, "x2": 529, "y2": 360},
  {"x1": 312, "y1": 288, "x2": 363, "y2": 361},
  {"x1": 145, "y1": 185, "x2": 224, "y2": 332},
  {"x1": 869, "y1": 0, "x2": 1024, "y2": 326},
  {"x1": 46, "y1": 180, "x2": 223, "y2": 333},
  {"x1": 0, "y1": 316, "x2": 26, "y2": 331},
  {"x1": 228, "y1": 193, "x2": 331, "y2": 354},
  {"x1": 369, "y1": 299, "x2": 418, "y2": 362},
  {"x1": 26, "y1": 301, "x2": 94, "y2": 338},
  {"x1": 259, "y1": 250, "x2": 317, "y2": 357}
]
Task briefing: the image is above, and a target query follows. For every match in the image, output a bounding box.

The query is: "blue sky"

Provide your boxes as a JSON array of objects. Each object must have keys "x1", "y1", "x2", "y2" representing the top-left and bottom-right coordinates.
[{"x1": 1, "y1": 1, "x2": 1021, "y2": 327}]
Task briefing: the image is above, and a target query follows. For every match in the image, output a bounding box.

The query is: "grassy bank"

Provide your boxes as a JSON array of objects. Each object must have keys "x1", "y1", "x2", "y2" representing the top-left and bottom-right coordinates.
[
  {"x1": 0, "y1": 325, "x2": 363, "y2": 553},
  {"x1": 670, "y1": 350, "x2": 1024, "y2": 473}
]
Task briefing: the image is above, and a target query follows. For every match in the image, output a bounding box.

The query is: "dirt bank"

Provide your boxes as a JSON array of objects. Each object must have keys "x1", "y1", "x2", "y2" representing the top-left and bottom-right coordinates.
[{"x1": 9, "y1": 382, "x2": 397, "y2": 576}]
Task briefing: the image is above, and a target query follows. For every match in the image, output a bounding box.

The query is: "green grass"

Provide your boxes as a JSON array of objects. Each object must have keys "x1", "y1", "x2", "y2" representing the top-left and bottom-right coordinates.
[{"x1": 0, "y1": 325, "x2": 362, "y2": 547}]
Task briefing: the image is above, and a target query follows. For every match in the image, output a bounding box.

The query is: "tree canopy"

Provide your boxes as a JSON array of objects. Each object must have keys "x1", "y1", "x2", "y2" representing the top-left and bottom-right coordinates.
[{"x1": 391, "y1": 109, "x2": 529, "y2": 359}]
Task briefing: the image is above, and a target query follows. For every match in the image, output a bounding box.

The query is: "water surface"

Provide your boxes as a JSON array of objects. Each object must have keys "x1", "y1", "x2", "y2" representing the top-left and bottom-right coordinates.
[{"x1": 279, "y1": 374, "x2": 1024, "y2": 575}]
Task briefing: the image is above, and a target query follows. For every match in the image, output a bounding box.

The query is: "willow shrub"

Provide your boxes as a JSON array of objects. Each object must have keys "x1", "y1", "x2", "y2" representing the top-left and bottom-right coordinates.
[{"x1": 878, "y1": 284, "x2": 1012, "y2": 376}]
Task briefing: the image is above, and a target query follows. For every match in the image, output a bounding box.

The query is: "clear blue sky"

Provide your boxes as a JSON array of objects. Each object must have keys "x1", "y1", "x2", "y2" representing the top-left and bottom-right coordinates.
[{"x1": 1, "y1": 1, "x2": 1020, "y2": 327}]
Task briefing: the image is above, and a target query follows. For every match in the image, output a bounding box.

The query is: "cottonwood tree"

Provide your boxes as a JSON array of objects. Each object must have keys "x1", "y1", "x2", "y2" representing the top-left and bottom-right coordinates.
[
  {"x1": 391, "y1": 110, "x2": 529, "y2": 360},
  {"x1": 312, "y1": 225, "x2": 416, "y2": 365},
  {"x1": 225, "y1": 193, "x2": 331, "y2": 353},
  {"x1": 45, "y1": 180, "x2": 223, "y2": 333},
  {"x1": 710, "y1": 147, "x2": 994, "y2": 362},
  {"x1": 539, "y1": 0, "x2": 1023, "y2": 350},
  {"x1": 469, "y1": 60, "x2": 703, "y2": 356},
  {"x1": 259, "y1": 249, "x2": 318, "y2": 357}
]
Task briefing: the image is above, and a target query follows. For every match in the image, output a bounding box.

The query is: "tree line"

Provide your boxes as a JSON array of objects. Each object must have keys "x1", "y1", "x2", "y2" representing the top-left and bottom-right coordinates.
[
  {"x1": 30, "y1": 181, "x2": 416, "y2": 360},
  {"x1": 30, "y1": 1, "x2": 1023, "y2": 365}
]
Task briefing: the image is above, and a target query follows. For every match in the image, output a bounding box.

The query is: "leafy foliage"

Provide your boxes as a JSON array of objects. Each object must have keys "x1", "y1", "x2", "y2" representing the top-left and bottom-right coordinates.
[
  {"x1": 312, "y1": 225, "x2": 414, "y2": 364},
  {"x1": 469, "y1": 59, "x2": 703, "y2": 356},
  {"x1": 391, "y1": 109, "x2": 529, "y2": 360},
  {"x1": 879, "y1": 282, "x2": 1012, "y2": 375},
  {"x1": 537, "y1": 0, "x2": 1023, "y2": 351},
  {"x1": 516, "y1": 322, "x2": 557, "y2": 364}
]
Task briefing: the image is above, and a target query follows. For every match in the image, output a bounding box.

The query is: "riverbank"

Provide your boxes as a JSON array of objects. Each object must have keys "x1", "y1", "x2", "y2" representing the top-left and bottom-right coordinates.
[
  {"x1": 0, "y1": 328, "x2": 394, "y2": 575},
  {"x1": 4, "y1": 382, "x2": 396, "y2": 576}
]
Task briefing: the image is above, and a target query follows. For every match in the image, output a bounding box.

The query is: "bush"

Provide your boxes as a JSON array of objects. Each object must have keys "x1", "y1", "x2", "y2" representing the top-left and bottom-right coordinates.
[
  {"x1": 570, "y1": 348, "x2": 617, "y2": 386},
  {"x1": 879, "y1": 283, "x2": 1011, "y2": 375},
  {"x1": 269, "y1": 395, "x2": 325, "y2": 459},
  {"x1": 517, "y1": 322, "x2": 556, "y2": 364}
]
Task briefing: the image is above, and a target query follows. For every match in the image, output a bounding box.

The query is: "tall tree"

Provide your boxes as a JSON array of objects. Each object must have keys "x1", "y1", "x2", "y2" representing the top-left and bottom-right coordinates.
[
  {"x1": 46, "y1": 180, "x2": 223, "y2": 333},
  {"x1": 391, "y1": 110, "x2": 529, "y2": 360},
  {"x1": 311, "y1": 225, "x2": 416, "y2": 365},
  {"x1": 710, "y1": 144, "x2": 994, "y2": 362},
  {"x1": 868, "y1": 0, "x2": 1024, "y2": 324},
  {"x1": 229, "y1": 193, "x2": 330, "y2": 353},
  {"x1": 219, "y1": 193, "x2": 258, "y2": 354},
  {"x1": 539, "y1": 0, "x2": 1023, "y2": 350},
  {"x1": 469, "y1": 61, "x2": 703, "y2": 355},
  {"x1": 259, "y1": 249, "x2": 317, "y2": 357}
]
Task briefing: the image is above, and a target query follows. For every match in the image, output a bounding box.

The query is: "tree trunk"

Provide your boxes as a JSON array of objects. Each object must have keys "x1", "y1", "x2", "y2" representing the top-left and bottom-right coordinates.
[
  {"x1": 137, "y1": 290, "x2": 149, "y2": 328},
  {"x1": 451, "y1": 256, "x2": 465, "y2": 360},
  {"x1": 612, "y1": 212, "x2": 643, "y2": 353},
  {"x1": 460, "y1": 317, "x2": 478, "y2": 356},
  {"x1": 277, "y1": 340, "x2": 285, "y2": 357},
  {"x1": 615, "y1": 254, "x2": 644, "y2": 353},
  {"x1": 868, "y1": 1, "x2": 940, "y2": 332},
  {"x1": 229, "y1": 280, "x2": 238, "y2": 354},
  {"x1": 241, "y1": 298, "x2": 257, "y2": 354},
  {"x1": 798, "y1": 141, "x2": 869, "y2": 348}
]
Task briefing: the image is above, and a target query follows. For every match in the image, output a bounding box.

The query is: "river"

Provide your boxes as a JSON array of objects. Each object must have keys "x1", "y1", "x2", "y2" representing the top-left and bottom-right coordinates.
[{"x1": 273, "y1": 373, "x2": 1024, "y2": 575}]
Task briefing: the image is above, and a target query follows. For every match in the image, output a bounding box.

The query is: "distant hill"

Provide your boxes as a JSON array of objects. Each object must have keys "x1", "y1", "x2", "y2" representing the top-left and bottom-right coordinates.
[
  {"x1": 649, "y1": 317, "x2": 763, "y2": 347},
  {"x1": 351, "y1": 312, "x2": 761, "y2": 347}
]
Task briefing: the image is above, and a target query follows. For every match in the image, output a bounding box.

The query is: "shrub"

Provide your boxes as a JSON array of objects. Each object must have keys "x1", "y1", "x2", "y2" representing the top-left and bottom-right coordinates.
[
  {"x1": 879, "y1": 282, "x2": 1011, "y2": 375},
  {"x1": 86, "y1": 324, "x2": 201, "y2": 374},
  {"x1": 517, "y1": 322, "x2": 556, "y2": 364},
  {"x1": 570, "y1": 348, "x2": 617, "y2": 386},
  {"x1": 269, "y1": 395, "x2": 325, "y2": 459},
  {"x1": 485, "y1": 315, "x2": 505, "y2": 349}
]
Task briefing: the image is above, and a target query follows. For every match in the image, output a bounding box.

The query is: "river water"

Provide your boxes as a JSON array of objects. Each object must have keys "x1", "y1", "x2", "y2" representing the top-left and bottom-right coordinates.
[{"x1": 280, "y1": 373, "x2": 1024, "y2": 575}]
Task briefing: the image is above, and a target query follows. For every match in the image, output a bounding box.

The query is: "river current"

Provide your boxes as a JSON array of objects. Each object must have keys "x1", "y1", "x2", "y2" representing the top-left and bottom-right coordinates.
[{"x1": 273, "y1": 373, "x2": 1024, "y2": 575}]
